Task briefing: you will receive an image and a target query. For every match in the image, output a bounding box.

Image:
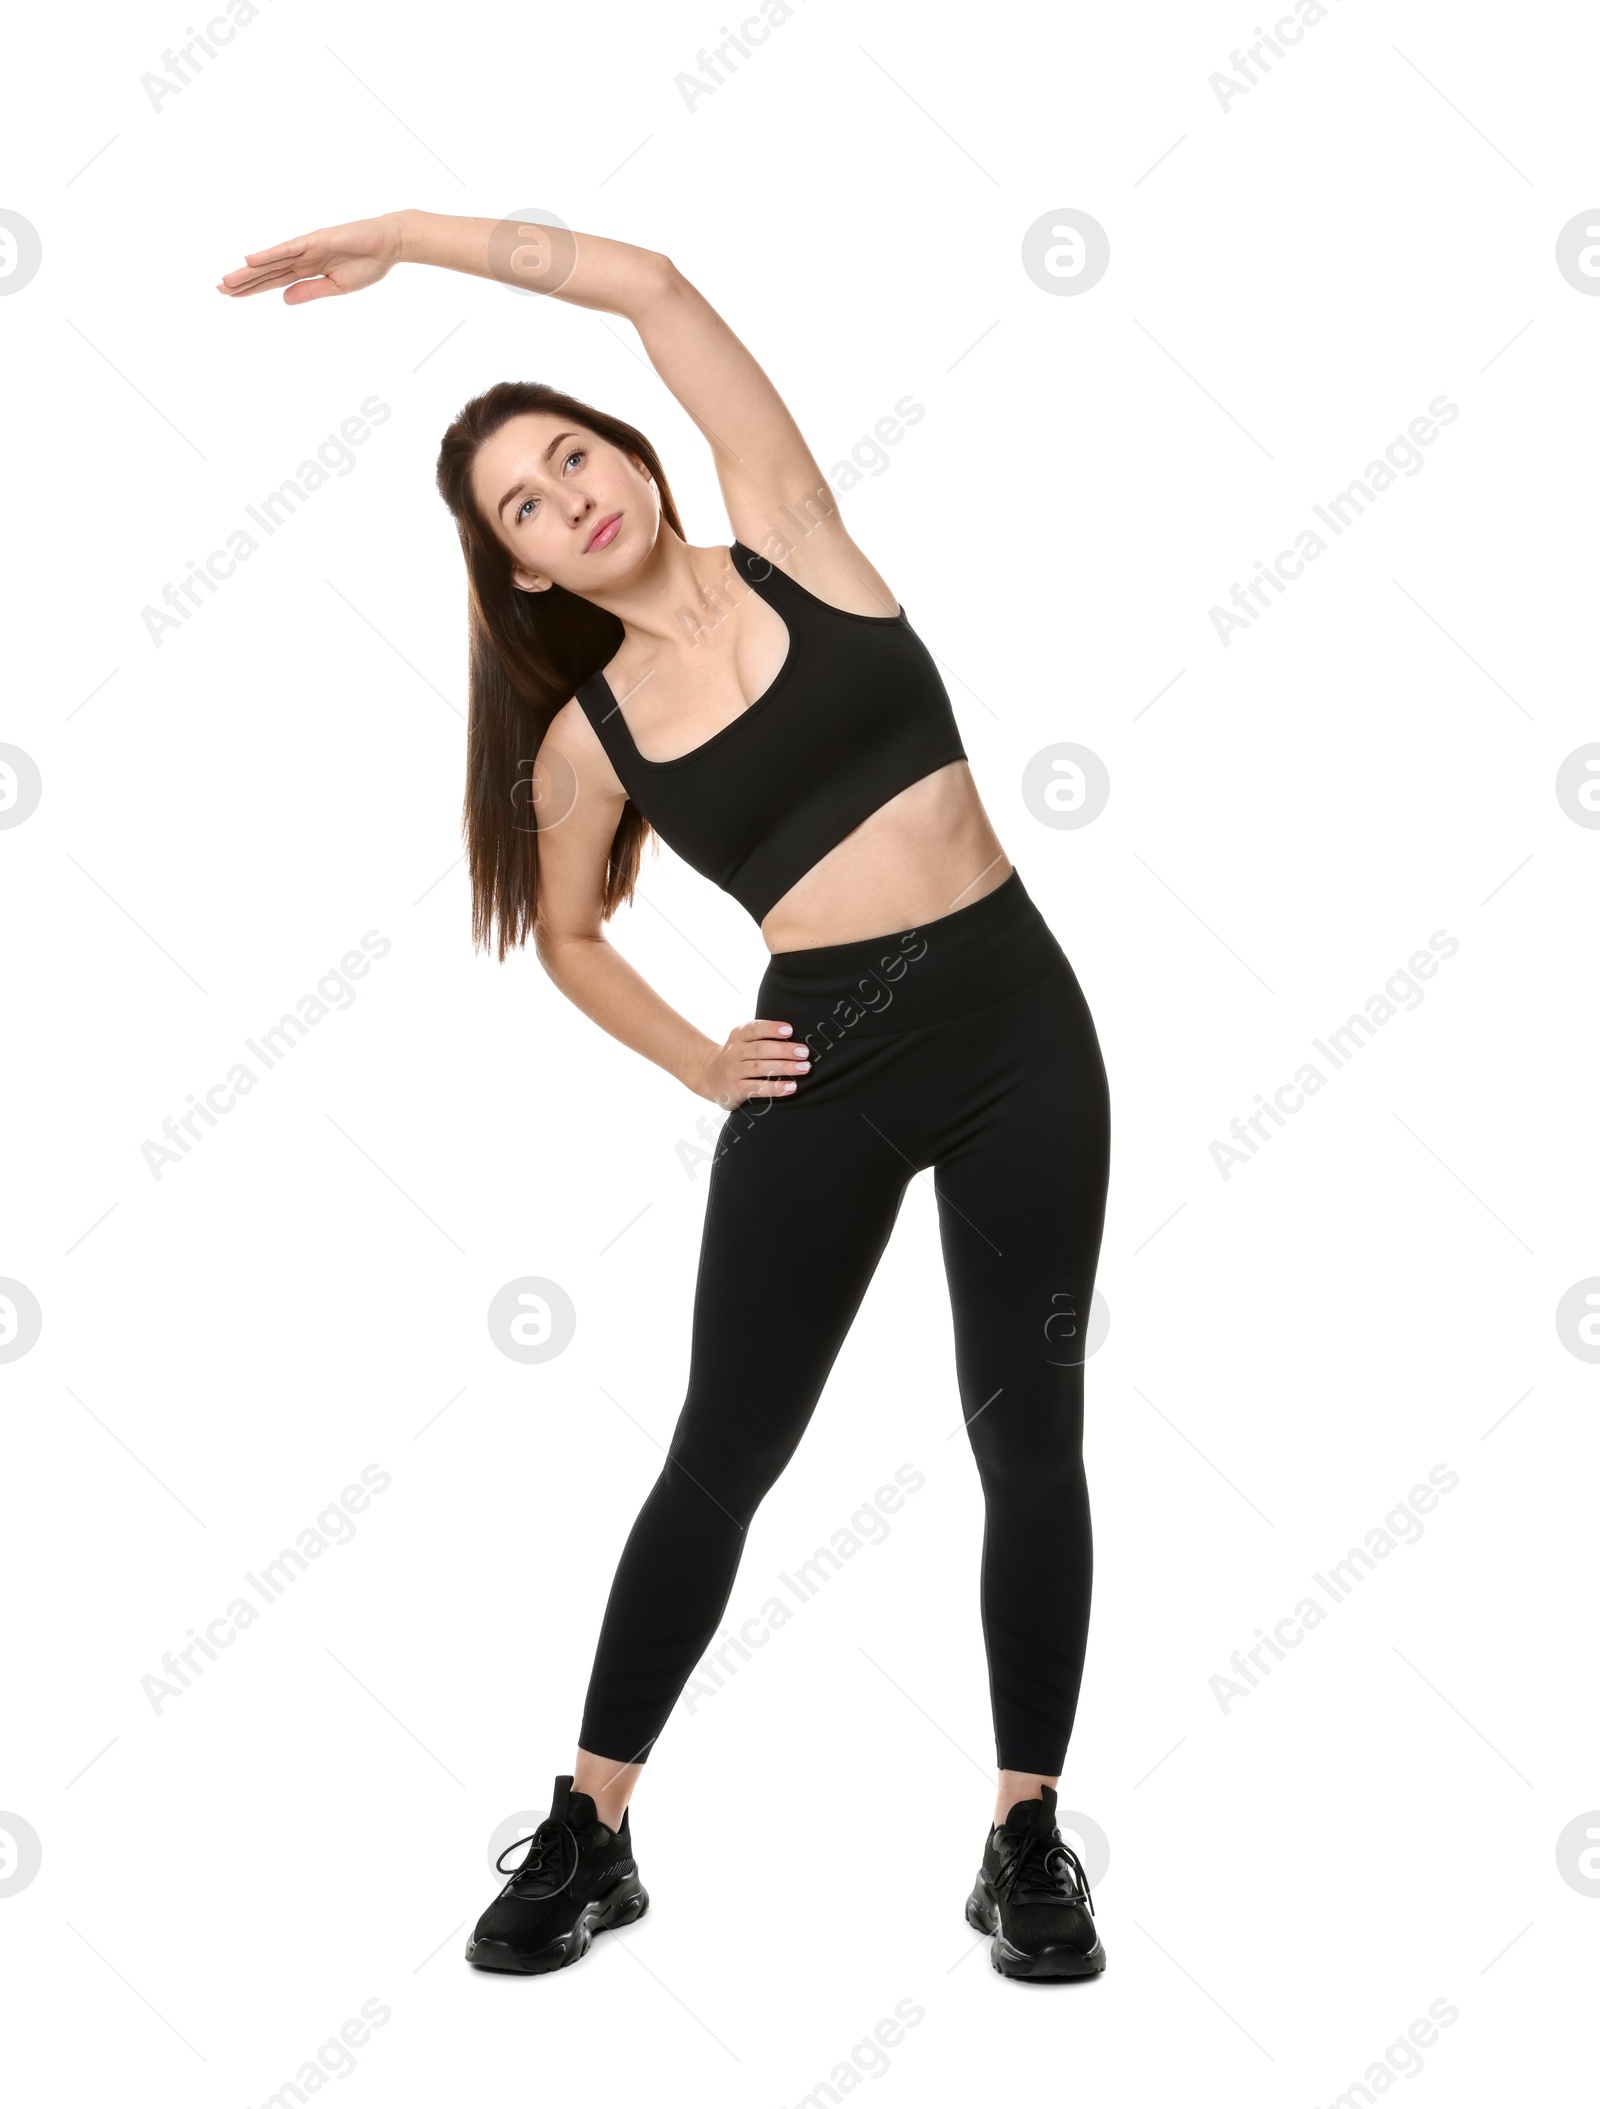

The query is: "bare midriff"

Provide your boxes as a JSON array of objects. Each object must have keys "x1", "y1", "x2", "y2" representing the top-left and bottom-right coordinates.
[{"x1": 758, "y1": 760, "x2": 1014, "y2": 954}]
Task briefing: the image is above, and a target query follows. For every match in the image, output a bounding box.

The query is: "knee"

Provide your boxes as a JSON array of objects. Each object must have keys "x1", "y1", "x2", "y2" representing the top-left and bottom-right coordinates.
[
  {"x1": 663, "y1": 1429, "x2": 795, "y2": 1525},
  {"x1": 966, "y1": 1410, "x2": 1085, "y2": 1497}
]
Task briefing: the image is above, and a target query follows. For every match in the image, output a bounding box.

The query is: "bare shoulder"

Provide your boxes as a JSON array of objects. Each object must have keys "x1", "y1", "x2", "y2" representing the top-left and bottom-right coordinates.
[
  {"x1": 540, "y1": 695, "x2": 621, "y2": 782},
  {"x1": 736, "y1": 510, "x2": 902, "y2": 621},
  {"x1": 532, "y1": 696, "x2": 629, "y2": 829}
]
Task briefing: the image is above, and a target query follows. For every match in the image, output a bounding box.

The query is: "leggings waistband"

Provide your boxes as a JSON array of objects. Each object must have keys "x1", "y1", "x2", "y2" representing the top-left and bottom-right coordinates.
[{"x1": 755, "y1": 868, "x2": 1065, "y2": 1046}]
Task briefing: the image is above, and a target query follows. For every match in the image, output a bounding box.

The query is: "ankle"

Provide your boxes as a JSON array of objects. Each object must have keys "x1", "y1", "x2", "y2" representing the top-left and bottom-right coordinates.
[
  {"x1": 993, "y1": 1770, "x2": 1059, "y2": 1826},
  {"x1": 573, "y1": 1747, "x2": 643, "y2": 1832}
]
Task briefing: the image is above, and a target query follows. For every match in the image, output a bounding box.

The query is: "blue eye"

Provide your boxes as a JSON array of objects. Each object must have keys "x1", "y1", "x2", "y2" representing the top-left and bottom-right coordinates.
[{"x1": 515, "y1": 450, "x2": 584, "y2": 523}]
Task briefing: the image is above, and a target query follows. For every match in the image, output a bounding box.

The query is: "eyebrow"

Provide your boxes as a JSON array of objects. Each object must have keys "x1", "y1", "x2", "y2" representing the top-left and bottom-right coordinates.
[{"x1": 495, "y1": 431, "x2": 582, "y2": 522}]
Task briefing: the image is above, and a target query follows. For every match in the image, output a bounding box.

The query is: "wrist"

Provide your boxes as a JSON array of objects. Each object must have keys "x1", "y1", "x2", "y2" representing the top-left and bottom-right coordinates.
[
  {"x1": 391, "y1": 209, "x2": 424, "y2": 266},
  {"x1": 675, "y1": 1036, "x2": 719, "y2": 1099}
]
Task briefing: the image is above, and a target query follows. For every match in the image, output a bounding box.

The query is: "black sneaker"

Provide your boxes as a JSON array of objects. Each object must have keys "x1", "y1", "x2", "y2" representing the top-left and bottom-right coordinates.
[
  {"x1": 965, "y1": 1784, "x2": 1105, "y2": 1981},
  {"x1": 465, "y1": 1774, "x2": 648, "y2": 1975}
]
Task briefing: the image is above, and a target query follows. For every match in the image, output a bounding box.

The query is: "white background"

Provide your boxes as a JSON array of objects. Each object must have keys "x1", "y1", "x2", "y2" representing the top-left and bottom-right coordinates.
[{"x1": 2, "y1": 0, "x2": 1596, "y2": 2100}]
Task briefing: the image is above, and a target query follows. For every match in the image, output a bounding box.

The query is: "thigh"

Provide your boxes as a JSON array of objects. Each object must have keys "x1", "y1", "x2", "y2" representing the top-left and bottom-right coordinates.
[
  {"x1": 670, "y1": 1071, "x2": 914, "y2": 1494},
  {"x1": 932, "y1": 961, "x2": 1111, "y2": 1421}
]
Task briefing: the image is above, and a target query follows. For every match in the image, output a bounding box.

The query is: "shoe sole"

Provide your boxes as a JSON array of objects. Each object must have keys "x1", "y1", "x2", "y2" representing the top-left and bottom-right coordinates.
[
  {"x1": 465, "y1": 1873, "x2": 650, "y2": 1975},
  {"x1": 965, "y1": 1876, "x2": 1106, "y2": 1980}
]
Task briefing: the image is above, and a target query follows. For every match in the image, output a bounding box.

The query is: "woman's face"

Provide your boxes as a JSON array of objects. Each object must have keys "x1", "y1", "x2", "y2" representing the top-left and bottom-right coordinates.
[{"x1": 469, "y1": 412, "x2": 658, "y2": 595}]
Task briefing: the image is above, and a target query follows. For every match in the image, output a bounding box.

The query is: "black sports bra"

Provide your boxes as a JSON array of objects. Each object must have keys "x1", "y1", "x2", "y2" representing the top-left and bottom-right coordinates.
[{"x1": 574, "y1": 540, "x2": 969, "y2": 925}]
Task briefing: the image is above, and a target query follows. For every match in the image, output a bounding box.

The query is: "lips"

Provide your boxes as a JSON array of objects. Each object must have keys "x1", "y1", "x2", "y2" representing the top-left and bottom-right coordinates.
[{"x1": 585, "y1": 512, "x2": 622, "y2": 553}]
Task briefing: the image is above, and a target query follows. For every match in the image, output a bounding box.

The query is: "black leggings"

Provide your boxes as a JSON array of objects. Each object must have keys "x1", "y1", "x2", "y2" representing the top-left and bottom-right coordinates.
[{"x1": 579, "y1": 870, "x2": 1111, "y2": 1775}]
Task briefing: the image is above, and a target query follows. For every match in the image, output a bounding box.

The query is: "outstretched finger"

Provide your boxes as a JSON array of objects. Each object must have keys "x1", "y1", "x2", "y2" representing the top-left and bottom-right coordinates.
[
  {"x1": 240, "y1": 236, "x2": 314, "y2": 268},
  {"x1": 740, "y1": 1016, "x2": 793, "y2": 1042},
  {"x1": 216, "y1": 259, "x2": 312, "y2": 296}
]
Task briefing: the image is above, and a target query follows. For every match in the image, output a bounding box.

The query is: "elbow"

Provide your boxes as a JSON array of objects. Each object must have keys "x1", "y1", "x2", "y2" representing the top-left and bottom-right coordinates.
[
  {"x1": 534, "y1": 922, "x2": 602, "y2": 981},
  {"x1": 646, "y1": 251, "x2": 684, "y2": 302}
]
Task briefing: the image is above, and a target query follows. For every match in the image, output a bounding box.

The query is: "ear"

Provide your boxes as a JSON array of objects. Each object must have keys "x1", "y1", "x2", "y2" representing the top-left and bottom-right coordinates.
[{"x1": 510, "y1": 565, "x2": 551, "y2": 593}]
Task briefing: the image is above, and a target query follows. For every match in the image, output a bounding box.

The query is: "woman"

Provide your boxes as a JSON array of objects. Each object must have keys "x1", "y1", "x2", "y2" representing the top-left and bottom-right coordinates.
[{"x1": 219, "y1": 209, "x2": 1112, "y2": 1984}]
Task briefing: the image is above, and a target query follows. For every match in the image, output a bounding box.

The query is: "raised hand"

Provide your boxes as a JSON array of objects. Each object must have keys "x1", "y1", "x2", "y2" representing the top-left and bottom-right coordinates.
[{"x1": 215, "y1": 213, "x2": 404, "y2": 304}]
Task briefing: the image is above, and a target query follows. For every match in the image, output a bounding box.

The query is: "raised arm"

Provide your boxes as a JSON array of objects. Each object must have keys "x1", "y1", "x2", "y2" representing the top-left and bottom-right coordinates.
[
  {"x1": 219, "y1": 209, "x2": 876, "y2": 593},
  {"x1": 397, "y1": 211, "x2": 837, "y2": 539}
]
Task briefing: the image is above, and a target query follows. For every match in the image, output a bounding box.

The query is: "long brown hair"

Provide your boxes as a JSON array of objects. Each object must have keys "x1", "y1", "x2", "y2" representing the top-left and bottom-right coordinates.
[{"x1": 434, "y1": 381, "x2": 687, "y2": 960}]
